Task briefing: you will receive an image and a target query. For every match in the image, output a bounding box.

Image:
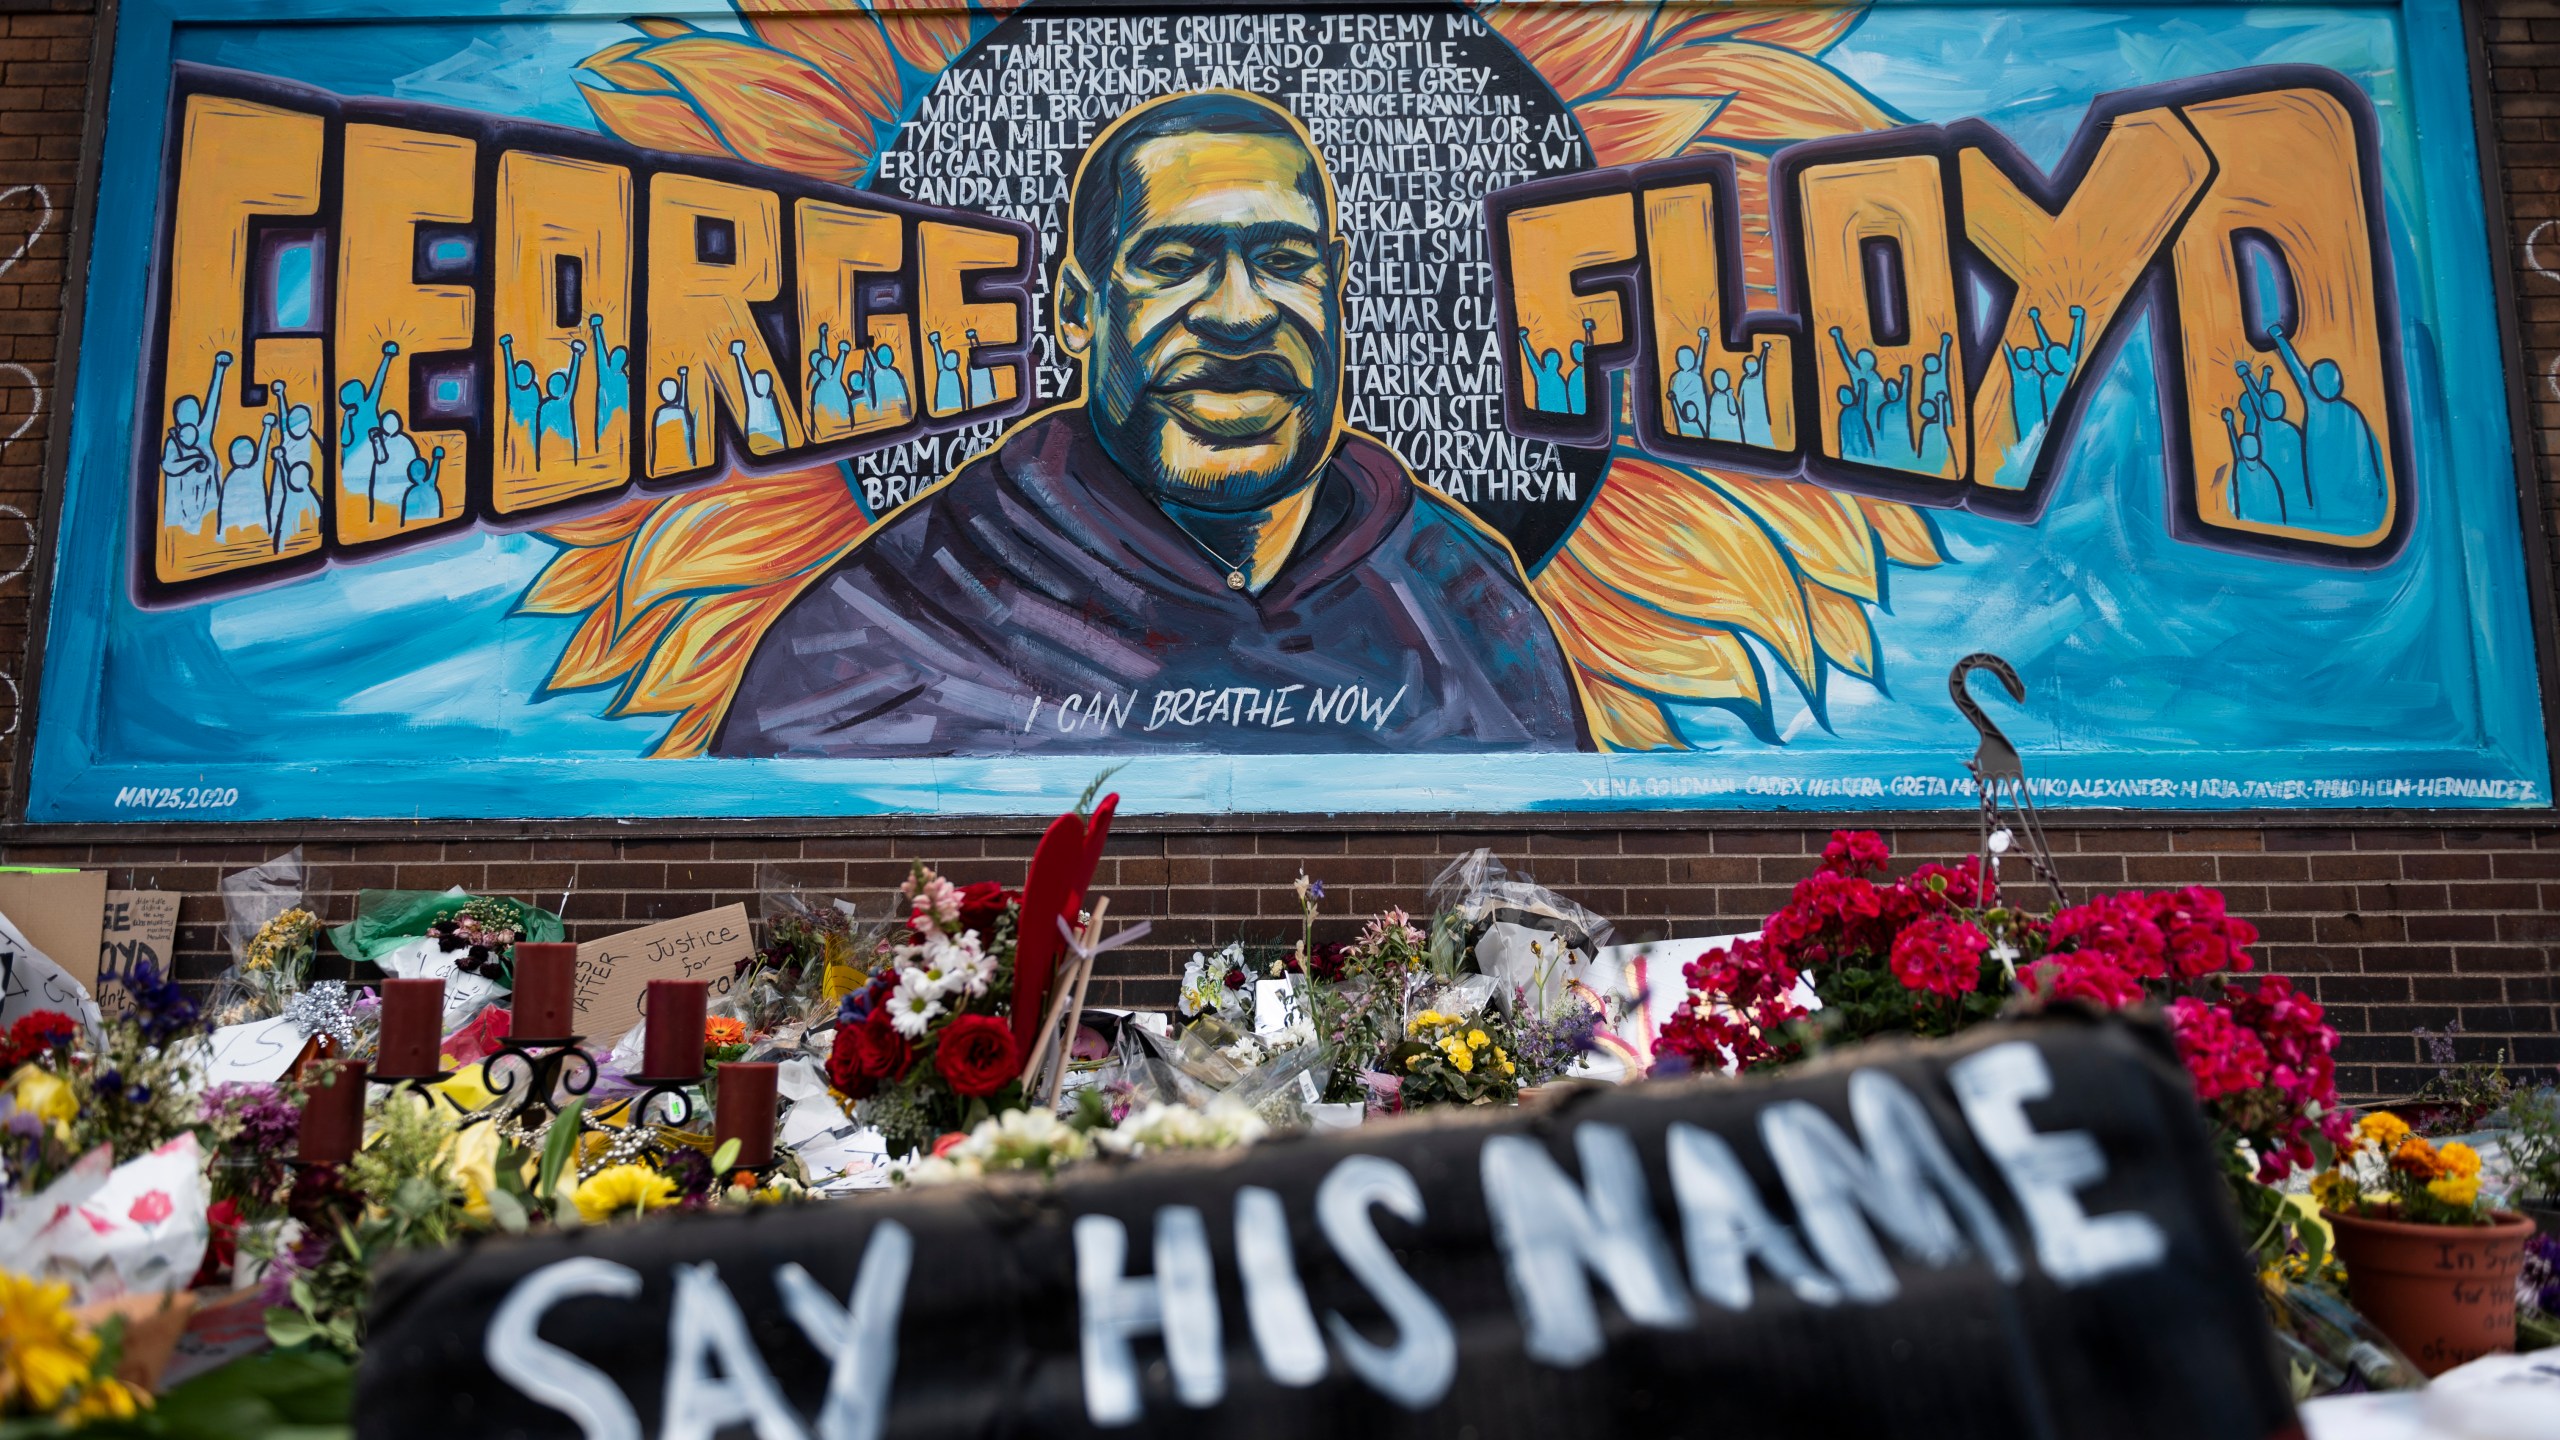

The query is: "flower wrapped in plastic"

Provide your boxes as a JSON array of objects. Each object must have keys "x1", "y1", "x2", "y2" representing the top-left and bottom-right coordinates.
[
  {"x1": 208, "y1": 849, "x2": 317, "y2": 1026},
  {"x1": 328, "y1": 888, "x2": 566, "y2": 1031},
  {"x1": 824, "y1": 864, "x2": 1022, "y2": 1158}
]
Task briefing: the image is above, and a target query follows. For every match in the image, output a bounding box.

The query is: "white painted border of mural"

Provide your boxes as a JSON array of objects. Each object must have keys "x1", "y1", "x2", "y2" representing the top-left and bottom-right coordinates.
[{"x1": 22, "y1": 0, "x2": 2554, "y2": 820}]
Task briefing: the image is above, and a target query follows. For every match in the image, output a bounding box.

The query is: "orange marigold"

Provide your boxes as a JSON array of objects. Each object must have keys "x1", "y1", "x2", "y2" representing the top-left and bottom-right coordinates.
[
  {"x1": 2390, "y1": 1134, "x2": 2445, "y2": 1180},
  {"x1": 704, "y1": 1016, "x2": 748, "y2": 1047}
]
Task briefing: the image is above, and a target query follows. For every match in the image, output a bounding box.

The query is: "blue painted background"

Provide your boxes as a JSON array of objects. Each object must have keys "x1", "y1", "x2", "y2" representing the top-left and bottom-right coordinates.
[{"x1": 25, "y1": 0, "x2": 2551, "y2": 819}]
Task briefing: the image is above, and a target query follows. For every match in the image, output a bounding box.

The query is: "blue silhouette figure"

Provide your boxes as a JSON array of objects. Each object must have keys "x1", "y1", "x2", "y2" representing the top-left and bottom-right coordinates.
[
  {"x1": 1519, "y1": 327, "x2": 1569, "y2": 414},
  {"x1": 496, "y1": 335, "x2": 540, "y2": 466},
  {"x1": 2270, "y1": 324, "x2": 2387, "y2": 534},
  {"x1": 928, "y1": 331, "x2": 966, "y2": 415},
  {"x1": 539, "y1": 339, "x2": 586, "y2": 464},
  {"x1": 1920, "y1": 332, "x2": 1953, "y2": 429},
  {"x1": 809, "y1": 323, "x2": 852, "y2": 432},
  {"x1": 964, "y1": 328, "x2": 1000, "y2": 408},
  {"x1": 2233, "y1": 360, "x2": 2307, "y2": 516},
  {"x1": 2223, "y1": 407, "x2": 2286, "y2": 523},
  {"x1": 1871, "y1": 368, "x2": 1916, "y2": 469},
  {"x1": 651, "y1": 369, "x2": 697, "y2": 469},
  {"x1": 401, "y1": 446, "x2": 446, "y2": 526},
  {"x1": 1835, "y1": 381, "x2": 1873, "y2": 461},
  {"x1": 730, "y1": 339, "x2": 787, "y2": 449},
  {"x1": 2034, "y1": 305, "x2": 2086, "y2": 419},
  {"x1": 1667, "y1": 345, "x2": 1708, "y2": 438},
  {"x1": 2005, "y1": 329, "x2": 2050, "y2": 436},
  {"x1": 864, "y1": 345, "x2": 910, "y2": 420},
  {"x1": 587, "y1": 314, "x2": 628, "y2": 452},
  {"x1": 340, "y1": 341, "x2": 397, "y2": 518},
  {"x1": 1829, "y1": 327, "x2": 1888, "y2": 446},
  {"x1": 1565, "y1": 318, "x2": 1596, "y2": 417},
  {"x1": 1705, "y1": 369, "x2": 1740, "y2": 442},
  {"x1": 1739, "y1": 340, "x2": 1774, "y2": 449},
  {"x1": 161, "y1": 350, "x2": 229, "y2": 533},
  {"x1": 1915, "y1": 395, "x2": 1950, "y2": 474},
  {"x1": 216, "y1": 433, "x2": 266, "y2": 541}
]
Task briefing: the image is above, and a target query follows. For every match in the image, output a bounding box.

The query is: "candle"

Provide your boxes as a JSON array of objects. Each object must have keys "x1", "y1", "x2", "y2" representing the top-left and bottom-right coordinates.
[
  {"x1": 641, "y1": 979, "x2": 709, "y2": 1079},
  {"x1": 375, "y1": 977, "x2": 445, "y2": 1079},
  {"x1": 297, "y1": 1059, "x2": 367, "y2": 1166},
  {"x1": 712, "y1": 1062, "x2": 778, "y2": 1170},
  {"x1": 510, "y1": 942, "x2": 578, "y2": 1040}
]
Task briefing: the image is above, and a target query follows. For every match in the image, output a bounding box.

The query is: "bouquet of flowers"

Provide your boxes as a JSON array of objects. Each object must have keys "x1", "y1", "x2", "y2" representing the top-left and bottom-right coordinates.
[
  {"x1": 424, "y1": 897, "x2": 533, "y2": 984},
  {"x1": 1658, "y1": 830, "x2": 2352, "y2": 1264},
  {"x1": 1176, "y1": 942, "x2": 1254, "y2": 1028},
  {"x1": 750, "y1": 868, "x2": 861, "y2": 1023},
  {"x1": 1389, "y1": 1010, "x2": 1519, "y2": 1108},
  {"x1": 331, "y1": 889, "x2": 567, "y2": 1030},
  {"x1": 826, "y1": 865, "x2": 1024, "y2": 1157},
  {"x1": 1300, "y1": 906, "x2": 1433, "y2": 1107},
  {"x1": 2311, "y1": 1111, "x2": 2492, "y2": 1225},
  {"x1": 210, "y1": 907, "x2": 323, "y2": 1027}
]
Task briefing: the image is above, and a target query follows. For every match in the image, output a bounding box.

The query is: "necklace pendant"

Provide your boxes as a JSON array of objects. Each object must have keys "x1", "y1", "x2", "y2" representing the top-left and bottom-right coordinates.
[{"x1": 1225, "y1": 569, "x2": 1246, "y2": 591}]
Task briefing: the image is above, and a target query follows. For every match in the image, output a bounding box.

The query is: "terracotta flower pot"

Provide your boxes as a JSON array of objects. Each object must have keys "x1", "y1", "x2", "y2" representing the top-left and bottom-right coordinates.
[{"x1": 2324, "y1": 1208, "x2": 2535, "y2": 1376}]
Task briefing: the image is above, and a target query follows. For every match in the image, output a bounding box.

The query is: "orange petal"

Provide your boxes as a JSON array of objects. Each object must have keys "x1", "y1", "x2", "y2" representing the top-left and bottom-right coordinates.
[
  {"x1": 619, "y1": 466, "x2": 871, "y2": 625},
  {"x1": 540, "y1": 495, "x2": 659, "y2": 549},
  {"x1": 617, "y1": 581, "x2": 800, "y2": 718},
  {"x1": 649, "y1": 704, "x2": 725, "y2": 760},
  {"x1": 1576, "y1": 96, "x2": 1724, "y2": 165},
  {"x1": 734, "y1": 6, "x2": 900, "y2": 127},
  {"x1": 1697, "y1": 468, "x2": 1878, "y2": 601},
  {"x1": 1610, "y1": 39, "x2": 1897, "y2": 143},
  {"x1": 1536, "y1": 549, "x2": 1764, "y2": 705},
  {"x1": 547, "y1": 597, "x2": 687, "y2": 694},
  {"x1": 628, "y1": 34, "x2": 878, "y2": 185},
  {"x1": 1652, "y1": 5, "x2": 1866, "y2": 58},
  {"x1": 875, "y1": 0, "x2": 1004, "y2": 74},
  {"x1": 518, "y1": 540, "x2": 627, "y2": 619},
  {"x1": 632, "y1": 17, "x2": 697, "y2": 40},
  {"x1": 1483, "y1": 1, "x2": 1657, "y2": 103},
  {"x1": 1577, "y1": 666, "x2": 1685, "y2": 751},
  {"x1": 1567, "y1": 456, "x2": 1817, "y2": 684},
  {"x1": 1802, "y1": 580, "x2": 1878, "y2": 679},
  {"x1": 581, "y1": 84, "x2": 730, "y2": 161},
  {"x1": 1861, "y1": 498, "x2": 1947, "y2": 568}
]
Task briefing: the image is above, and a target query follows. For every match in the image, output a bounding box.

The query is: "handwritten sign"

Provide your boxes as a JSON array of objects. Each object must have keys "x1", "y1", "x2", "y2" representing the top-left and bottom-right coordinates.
[
  {"x1": 195, "y1": 1015, "x2": 303, "y2": 1088},
  {"x1": 99, "y1": 891, "x2": 180, "y2": 991},
  {"x1": 572, "y1": 904, "x2": 752, "y2": 1040}
]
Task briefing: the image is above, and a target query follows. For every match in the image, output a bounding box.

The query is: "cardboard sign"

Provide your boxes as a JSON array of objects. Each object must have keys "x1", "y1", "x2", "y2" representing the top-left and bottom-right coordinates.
[
  {"x1": 0, "y1": 869, "x2": 109, "y2": 991},
  {"x1": 194, "y1": 1016, "x2": 305, "y2": 1088},
  {"x1": 99, "y1": 891, "x2": 181, "y2": 989},
  {"x1": 572, "y1": 904, "x2": 753, "y2": 1040},
  {"x1": 358, "y1": 1018, "x2": 2294, "y2": 1440},
  {"x1": 0, "y1": 907, "x2": 100, "y2": 1031}
]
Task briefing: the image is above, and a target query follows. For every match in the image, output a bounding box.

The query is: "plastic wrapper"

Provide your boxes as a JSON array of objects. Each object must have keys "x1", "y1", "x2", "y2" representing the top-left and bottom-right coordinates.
[
  {"x1": 2262, "y1": 1275, "x2": 2425, "y2": 1399},
  {"x1": 756, "y1": 864, "x2": 863, "y2": 1017},
  {"x1": 1425, "y1": 848, "x2": 1614, "y2": 977},
  {"x1": 207, "y1": 849, "x2": 314, "y2": 1028},
  {"x1": 336, "y1": 887, "x2": 566, "y2": 1032},
  {"x1": 6, "y1": 1134, "x2": 211, "y2": 1304}
]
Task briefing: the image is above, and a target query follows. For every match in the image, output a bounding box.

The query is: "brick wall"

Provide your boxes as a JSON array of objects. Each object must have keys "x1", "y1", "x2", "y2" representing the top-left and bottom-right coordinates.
[{"x1": 0, "y1": 0, "x2": 2552, "y2": 1106}]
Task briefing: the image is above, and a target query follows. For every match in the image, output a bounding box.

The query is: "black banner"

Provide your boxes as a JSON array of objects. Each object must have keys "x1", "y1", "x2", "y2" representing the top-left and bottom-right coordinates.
[{"x1": 356, "y1": 1017, "x2": 2292, "y2": 1440}]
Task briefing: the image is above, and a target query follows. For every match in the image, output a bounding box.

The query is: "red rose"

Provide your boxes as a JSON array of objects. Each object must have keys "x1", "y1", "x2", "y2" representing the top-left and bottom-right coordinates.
[
  {"x1": 934, "y1": 1013, "x2": 1020, "y2": 1098},
  {"x1": 954, "y1": 880, "x2": 1015, "y2": 937},
  {"x1": 826, "y1": 1008, "x2": 915, "y2": 1099},
  {"x1": 826, "y1": 1022, "x2": 876, "y2": 1100},
  {"x1": 191, "y1": 1198, "x2": 241, "y2": 1288}
]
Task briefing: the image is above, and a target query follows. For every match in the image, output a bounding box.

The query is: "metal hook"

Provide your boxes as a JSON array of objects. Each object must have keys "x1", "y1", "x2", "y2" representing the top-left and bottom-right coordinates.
[{"x1": 1949, "y1": 651, "x2": 2025, "y2": 784}]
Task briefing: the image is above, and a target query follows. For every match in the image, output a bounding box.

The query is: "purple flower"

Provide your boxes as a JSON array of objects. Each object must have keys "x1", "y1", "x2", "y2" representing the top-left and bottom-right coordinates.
[
  {"x1": 1308, "y1": 879, "x2": 1326, "y2": 900},
  {"x1": 2523, "y1": 1233, "x2": 2560, "y2": 1318}
]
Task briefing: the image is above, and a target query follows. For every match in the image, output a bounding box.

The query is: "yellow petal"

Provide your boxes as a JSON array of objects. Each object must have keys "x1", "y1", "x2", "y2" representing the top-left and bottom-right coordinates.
[
  {"x1": 1608, "y1": 39, "x2": 1898, "y2": 143},
  {"x1": 1575, "y1": 96, "x2": 1724, "y2": 166},
  {"x1": 624, "y1": 34, "x2": 878, "y2": 186},
  {"x1": 580, "y1": 85, "x2": 730, "y2": 161},
  {"x1": 1803, "y1": 580, "x2": 1878, "y2": 680},
  {"x1": 736, "y1": 6, "x2": 900, "y2": 127},
  {"x1": 517, "y1": 539, "x2": 628, "y2": 619},
  {"x1": 618, "y1": 466, "x2": 871, "y2": 624},
  {"x1": 1567, "y1": 456, "x2": 1817, "y2": 685},
  {"x1": 1861, "y1": 498, "x2": 1947, "y2": 568},
  {"x1": 1536, "y1": 550, "x2": 1763, "y2": 705},
  {"x1": 1699, "y1": 468, "x2": 1879, "y2": 601},
  {"x1": 548, "y1": 597, "x2": 686, "y2": 695},
  {"x1": 1653, "y1": 5, "x2": 1867, "y2": 57},
  {"x1": 1483, "y1": 1, "x2": 1656, "y2": 102}
]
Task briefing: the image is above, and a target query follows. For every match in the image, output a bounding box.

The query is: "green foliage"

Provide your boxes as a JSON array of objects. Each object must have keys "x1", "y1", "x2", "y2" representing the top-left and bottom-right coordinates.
[
  {"x1": 2, "y1": 1350, "x2": 356, "y2": 1440},
  {"x1": 2501, "y1": 1088, "x2": 2560, "y2": 1202}
]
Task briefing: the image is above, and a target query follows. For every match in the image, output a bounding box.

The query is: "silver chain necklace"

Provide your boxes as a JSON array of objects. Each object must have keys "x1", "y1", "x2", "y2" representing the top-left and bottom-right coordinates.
[{"x1": 1170, "y1": 521, "x2": 1251, "y2": 592}]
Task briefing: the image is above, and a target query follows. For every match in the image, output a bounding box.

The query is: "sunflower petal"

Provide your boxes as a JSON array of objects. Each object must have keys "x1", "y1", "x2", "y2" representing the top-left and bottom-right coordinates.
[
  {"x1": 876, "y1": 0, "x2": 1012, "y2": 74},
  {"x1": 1482, "y1": 0, "x2": 1658, "y2": 103},
  {"x1": 1803, "y1": 580, "x2": 1878, "y2": 679},
  {"x1": 1565, "y1": 456, "x2": 1818, "y2": 686},
  {"x1": 1536, "y1": 550, "x2": 1765, "y2": 705},
  {"x1": 1576, "y1": 96, "x2": 1724, "y2": 166},
  {"x1": 519, "y1": 541, "x2": 628, "y2": 619},
  {"x1": 632, "y1": 17, "x2": 698, "y2": 40},
  {"x1": 1697, "y1": 468, "x2": 1878, "y2": 601},
  {"x1": 580, "y1": 84, "x2": 730, "y2": 161},
  {"x1": 1577, "y1": 667, "x2": 1685, "y2": 751},
  {"x1": 1611, "y1": 39, "x2": 1897, "y2": 142},
  {"x1": 619, "y1": 466, "x2": 872, "y2": 625},
  {"x1": 649, "y1": 704, "x2": 727, "y2": 760},
  {"x1": 735, "y1": 5, "x2": 900, "y2": 126},
  {"x1": 540, "y1": 495, "x2": 658, "y2": 549},
  {"x1": 616, "y1": 581, "x2": 801, "y2": 718},
  {"x1": 1861, "y1": 498, "x2": 1947, "y2": 568},
  {"x1": 626, "y1": 34, "x2": 878, "y2": 185},
  {"x1": 1652, "y1": 5, "x2": 1865, "y2": 58},
  {"x1": 547, "y1": 598, "x2": 687, "y2": 694}
]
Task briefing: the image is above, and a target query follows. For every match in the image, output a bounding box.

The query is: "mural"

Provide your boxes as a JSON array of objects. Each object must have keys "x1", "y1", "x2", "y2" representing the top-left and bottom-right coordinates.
[{"x1": 26, "y1": 0, "x2": 2550, "y2": 818}]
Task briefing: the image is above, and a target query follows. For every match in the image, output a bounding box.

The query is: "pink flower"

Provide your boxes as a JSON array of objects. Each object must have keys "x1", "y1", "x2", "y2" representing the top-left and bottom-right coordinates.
[
  {"x1": 2155, "y1": 887, "x2": 2257, "y2": 980},
  {"x1": 2166, "y1": 996, "x2": 2269, "y2": 1102},
  {"x1": 1819, "y1": 829, "x2": 1890, "y2": 877},
  {"x1": 1657, "y1": 937, "x2": 1809, "y2": 1073},
  {"x1": 2047, "y1": 893, "x2": 2168, "y2": 983},
  {"x1": 128, "y1": 1189, "x2": 174, "y2": 1226},
  {"x1": 2023, "y1": 948, "x2": 2147, "y2": 1010},
  {"x1": 1887, "y1": 914, "x2": 1989, "y2": 999}
]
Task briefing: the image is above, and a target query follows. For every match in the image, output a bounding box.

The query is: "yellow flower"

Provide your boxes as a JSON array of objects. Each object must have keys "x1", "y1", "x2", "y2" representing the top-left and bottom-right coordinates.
[
  {"x1": 1405, "y1": 1011, "x2": 1452, "y2": 1035},
  {"x1": 9, "y1": 1066, "x2": 75, "y2": 1128},
  {"x1": 1498, "y1": 1051, "x2": 1517, "y2": 1077},
  {"x1": 0, "y1": 1270, "x2": 99, "y2": 1415},
  {"x1": 1403, "y1": 1054, "x2": 1421, "y2": 1071},
  {"x1": 443, "y1": 1119, "x2": 504, "y2": 1222},
  {"x1": 571, "y1": 1164, "x2": 677, "y2": 1223},
  {"x1": 1467, "y1": 1030, "x2": 1490, "y2": 1050},
  {"x1": 2439, "y1": 1142, "x2": 2482, "y2": 1180},
  {"x1": 2310, "y1": 1170, "x2": 2358, "y2": 1215},
  {"x1": 1437, "y1": 1036, "x2": 1474, "y2": 1073},
  {"x1": 2427, "y1": 1174, "x2": 2480, "y2": 1210},
  {"x1": 2357, "y1": 1111, "x2": 2410, "y2": 1148},
  {"x1": 61, "y1": 1375, "x2": 147, "y2": 1423}
]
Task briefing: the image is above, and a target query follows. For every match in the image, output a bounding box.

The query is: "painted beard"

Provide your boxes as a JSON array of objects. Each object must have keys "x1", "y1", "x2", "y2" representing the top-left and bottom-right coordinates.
[{"x1": 1105, "y1": 344, "x2": 1339, "y2": 510}]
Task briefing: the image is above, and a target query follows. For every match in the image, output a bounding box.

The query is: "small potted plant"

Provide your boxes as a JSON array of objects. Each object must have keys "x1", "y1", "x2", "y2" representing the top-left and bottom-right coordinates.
[
  {"x1": 2506, "y1": 1087, "x2": 2560, "y2": 1237},
  {"x1": 2314, "y1": 1110, "x2": 2537, "y2": 1374}
]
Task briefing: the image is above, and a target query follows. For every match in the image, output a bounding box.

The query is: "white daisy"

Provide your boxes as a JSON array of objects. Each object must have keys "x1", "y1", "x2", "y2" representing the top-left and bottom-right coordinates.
[{"x1": 888, "y1": 971, "x2": 946, "y2": 1037}]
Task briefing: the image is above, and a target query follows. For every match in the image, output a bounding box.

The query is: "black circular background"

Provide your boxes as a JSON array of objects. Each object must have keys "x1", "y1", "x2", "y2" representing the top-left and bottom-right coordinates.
[{"x1": 870, "y1": 0, "x2": 1605, "y2": 571}]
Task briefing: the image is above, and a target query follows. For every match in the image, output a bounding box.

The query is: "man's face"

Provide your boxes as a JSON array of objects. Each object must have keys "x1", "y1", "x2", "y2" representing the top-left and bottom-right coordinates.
[{"x1": 1064, "y1": 131, "x2": 1346, "y2": 510}]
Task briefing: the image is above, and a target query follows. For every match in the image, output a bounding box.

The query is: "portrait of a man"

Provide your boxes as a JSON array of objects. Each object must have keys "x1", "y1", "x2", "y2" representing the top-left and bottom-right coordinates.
[{"x1": 711, "y1": 91, "x2": 1591, "y2": 756}]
